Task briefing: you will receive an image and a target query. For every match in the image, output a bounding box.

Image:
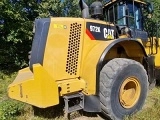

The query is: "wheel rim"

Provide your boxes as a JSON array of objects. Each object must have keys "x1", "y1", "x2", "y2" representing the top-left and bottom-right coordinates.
[{"x1": 119, "y1": 77, "x2": 141, "y2": 109}]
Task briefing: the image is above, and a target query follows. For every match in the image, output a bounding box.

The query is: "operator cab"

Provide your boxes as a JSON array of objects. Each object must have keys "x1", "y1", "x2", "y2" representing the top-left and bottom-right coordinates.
[{"x1": 103, "y1": 0, "x2": 153, "y2": 40}]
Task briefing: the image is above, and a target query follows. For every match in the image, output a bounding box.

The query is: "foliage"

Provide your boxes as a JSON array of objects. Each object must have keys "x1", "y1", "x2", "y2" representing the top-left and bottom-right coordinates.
[
  {"x1": 38, "y1": 0, "x2": 81, "y2": 18},
  {"x1": 0, "y1": 0, "x2": 35, "y2": 69},
  {"x1": 150, "y1": 0, "x2": 160, "y2": 22},
  {"x1": 0, "y1": 73, "x2": 24, "y2": 120},
  {"x1": 0, "y1": 0, "x2": 81, "y2": 70},
  {"x1": 0, "y1": 100, "x2": 25, "y2": 120},
  {"x1": 143, "y1": 0, "x2": 160, "y2": 37}
]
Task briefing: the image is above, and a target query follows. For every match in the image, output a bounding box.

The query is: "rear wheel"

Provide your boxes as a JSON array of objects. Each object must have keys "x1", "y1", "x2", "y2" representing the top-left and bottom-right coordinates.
[{"x1": 99, "y1": 58, "x2": 148, "y2": 120}]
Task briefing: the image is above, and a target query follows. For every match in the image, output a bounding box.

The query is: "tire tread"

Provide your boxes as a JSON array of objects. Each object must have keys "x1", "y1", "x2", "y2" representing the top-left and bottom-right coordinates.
[{"x1": 99, "y1": 58, "x2": 148, "y2": 120}]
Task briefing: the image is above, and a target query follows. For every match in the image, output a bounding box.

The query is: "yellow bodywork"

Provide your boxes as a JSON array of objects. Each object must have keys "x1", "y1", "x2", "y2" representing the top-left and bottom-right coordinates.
[
  {"x1": 43, "y1": 18, "x2": 84, "y2": 80},
  {"x1": 143, "y1": 38, "x2": 160, "y2": 66},
  {"x1": 8, "y1": 64, "x2": 59, "y2": 108},
  {"x1": 8, "y1": 18, "x2": 117, "y2": 107},
  {"x1": 8, "y1": 17, "x2": 160, "y2": 108}
]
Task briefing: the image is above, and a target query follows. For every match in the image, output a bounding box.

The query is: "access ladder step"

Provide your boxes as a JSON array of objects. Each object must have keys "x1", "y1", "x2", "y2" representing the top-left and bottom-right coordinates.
[{"x1": 63, "y1": 93, "x2": 84, "y2": 114}]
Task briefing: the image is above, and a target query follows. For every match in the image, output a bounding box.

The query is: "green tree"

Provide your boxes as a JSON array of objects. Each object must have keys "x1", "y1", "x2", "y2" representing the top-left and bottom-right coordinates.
[
  {"x1": 0, "y1": 0, "x2": 40, "y2": 69},
  {"x1": 38, "y1": 0, "x2": 81, "y2": 18},
  {"x1": 0, "y1": 0, "x2": 82, "y2": 70},
  {"x1": 143, "y1": 0, "x2": 160, "y2": 37}
]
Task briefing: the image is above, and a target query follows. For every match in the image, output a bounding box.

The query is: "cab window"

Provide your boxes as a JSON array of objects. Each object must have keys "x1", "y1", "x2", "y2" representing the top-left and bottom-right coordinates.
[
  {"x1": 105, "y1": 1, "x2": 143, "y2": 30},
  {"x1": 107, "y1": 2, "x2": 126, "y2": 26},
  {"x1": 127, "y1": 2, "x2": 142, "y2": 30}
]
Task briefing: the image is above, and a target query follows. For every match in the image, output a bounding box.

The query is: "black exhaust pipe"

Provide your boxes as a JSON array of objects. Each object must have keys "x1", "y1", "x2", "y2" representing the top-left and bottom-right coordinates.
[{"x1": 79, "y1": 0, "x2": 89, "y2": 18}]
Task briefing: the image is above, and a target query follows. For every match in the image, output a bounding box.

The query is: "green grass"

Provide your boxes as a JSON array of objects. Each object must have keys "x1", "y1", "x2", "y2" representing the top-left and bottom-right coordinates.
[
  {"x1": 125, "y1": 87, "x2": 160, "y2": 120},
  {"x1": 1, "y1": 72, "x2": 160, "y2": 120}
]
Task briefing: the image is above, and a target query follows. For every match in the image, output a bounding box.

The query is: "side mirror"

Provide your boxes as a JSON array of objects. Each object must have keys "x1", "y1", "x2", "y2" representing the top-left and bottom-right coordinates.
[{"x1": 147, "y1": 3, "x2": 154, "y2": 14}]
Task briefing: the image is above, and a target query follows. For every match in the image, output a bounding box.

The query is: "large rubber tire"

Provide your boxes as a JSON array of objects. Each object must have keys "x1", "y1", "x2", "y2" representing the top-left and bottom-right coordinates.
[{"x1": 100, "y1": 58, "x2": 149, "y2": 120}]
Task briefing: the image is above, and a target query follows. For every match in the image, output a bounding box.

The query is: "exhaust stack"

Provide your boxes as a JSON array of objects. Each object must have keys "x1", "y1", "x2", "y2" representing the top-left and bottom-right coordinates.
[{"x1": 79, "y1": 0, "x2": 89, "y2": 18}]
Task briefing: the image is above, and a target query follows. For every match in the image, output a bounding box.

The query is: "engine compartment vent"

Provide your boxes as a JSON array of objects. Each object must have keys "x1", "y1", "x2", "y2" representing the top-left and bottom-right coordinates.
[{"x1": 66, "y1": 23, "x2": 82, "y2": 75}]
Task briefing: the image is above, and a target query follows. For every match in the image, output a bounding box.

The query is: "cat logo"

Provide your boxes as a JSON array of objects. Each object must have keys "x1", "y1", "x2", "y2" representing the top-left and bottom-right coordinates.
[
  {"x1": 107, "y1": 34, "x2": 114, "y2": 39},
  {"x1": 103, "y1": 28, "x2": 114, "y2": 39}
]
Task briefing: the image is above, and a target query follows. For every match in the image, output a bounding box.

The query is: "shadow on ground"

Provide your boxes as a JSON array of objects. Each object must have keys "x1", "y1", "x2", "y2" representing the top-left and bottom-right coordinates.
[
  {"x1": 33, "y1": 103, "x2": 108, "y2": 120},
  {"x1": 33, "y1": 103, "x2": 64, "y2": 119}
]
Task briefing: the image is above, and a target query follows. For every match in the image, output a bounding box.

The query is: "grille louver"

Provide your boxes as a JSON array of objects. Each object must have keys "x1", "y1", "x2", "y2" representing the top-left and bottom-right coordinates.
[{"x1": 66, "y1": 23, "x2": 82, "y2": 75}]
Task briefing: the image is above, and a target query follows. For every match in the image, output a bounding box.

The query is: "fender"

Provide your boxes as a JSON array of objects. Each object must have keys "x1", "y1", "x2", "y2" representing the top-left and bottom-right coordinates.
[
  {"x1": 96, "y1": 38, "x2": 150, "y2": 94},
  {"x1": 83, "y1": 38, "x2": 151, "y2": 112}
]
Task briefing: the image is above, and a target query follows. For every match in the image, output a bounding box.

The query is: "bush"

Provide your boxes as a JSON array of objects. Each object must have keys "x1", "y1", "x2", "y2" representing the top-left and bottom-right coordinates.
[{"x1": 0, "y1": 100, "x2": 25, "y2": 120}]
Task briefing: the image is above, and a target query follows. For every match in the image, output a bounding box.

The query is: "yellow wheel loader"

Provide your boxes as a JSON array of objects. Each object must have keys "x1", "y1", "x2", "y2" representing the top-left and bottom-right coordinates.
[{"x1": 8, "y1": 0, "x2": 159, "y2": 119}]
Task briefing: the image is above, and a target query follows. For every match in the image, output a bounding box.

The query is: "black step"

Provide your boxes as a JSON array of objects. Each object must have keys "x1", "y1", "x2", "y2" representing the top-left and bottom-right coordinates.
[{"x1": 63, "y1": 93, "x2": 84, "y2": 114}]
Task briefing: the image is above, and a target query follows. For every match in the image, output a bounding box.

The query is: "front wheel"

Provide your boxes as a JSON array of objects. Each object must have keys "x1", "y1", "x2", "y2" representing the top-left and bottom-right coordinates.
[{"x1": 99, "y1": 58, "x2": 149, "y2": 120}]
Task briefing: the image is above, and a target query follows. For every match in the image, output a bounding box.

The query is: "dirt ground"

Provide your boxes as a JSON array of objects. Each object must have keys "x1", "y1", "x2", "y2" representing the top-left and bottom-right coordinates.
[
  {"x1": 73, "y1": 116, "x2": 104, "y2": 120},
  {"x1": 69, "y1": 111, "x2": 106, "y2": 120}
]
